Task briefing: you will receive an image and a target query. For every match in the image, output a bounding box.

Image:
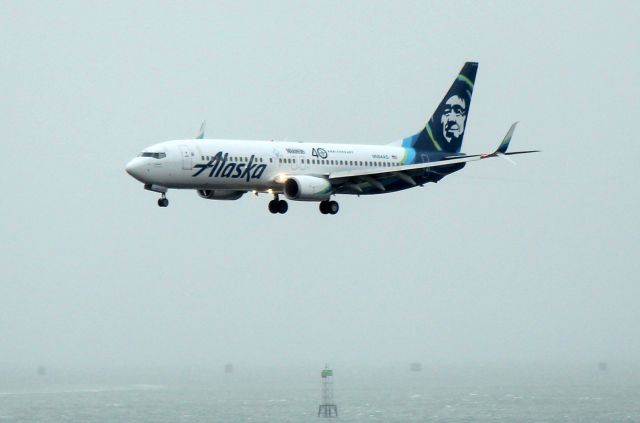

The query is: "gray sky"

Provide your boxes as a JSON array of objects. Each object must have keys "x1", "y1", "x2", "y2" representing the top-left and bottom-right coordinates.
[{"x1": 1, "y1": 1, "x2": 639, "y2": 368}]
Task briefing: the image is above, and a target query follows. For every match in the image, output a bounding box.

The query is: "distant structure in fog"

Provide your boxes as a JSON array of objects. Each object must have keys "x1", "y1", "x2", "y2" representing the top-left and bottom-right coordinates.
[
  {"x1": 37, "y1": 366, "x2": 46, "y2": 376},
  {"x1": 598, "y1": 362, "x2": 608, "y2": 371},
  {"x1": 318, "y1": 366, "x2": 338, "y2": 418},
  {"x1": 410, "y1": 362, "x2": 422, "y2": 372},
  {"x1": 224, "y1": 363, "x2": 234, "y2": 374}
]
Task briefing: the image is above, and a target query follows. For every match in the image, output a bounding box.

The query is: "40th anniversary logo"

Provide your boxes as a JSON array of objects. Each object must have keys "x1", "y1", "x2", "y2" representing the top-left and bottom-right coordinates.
[{"x1": 312, "y1": 148, "x2": 328, "y2": 159}]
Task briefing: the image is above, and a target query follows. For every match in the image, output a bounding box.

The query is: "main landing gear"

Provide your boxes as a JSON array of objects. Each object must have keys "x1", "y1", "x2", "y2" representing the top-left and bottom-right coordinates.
[
  {"x1": 319, "y1": 200, "x2": 339, "y2": 215},
  {"x1": 266, "y1": 195, "x2": 339, "y2": 215},
  {"x1": 157, "y1": 193, "x2": 169, "y2": 207},
  {"x1": 268, "y1": 195, "x2": 288, "y2": 214}
]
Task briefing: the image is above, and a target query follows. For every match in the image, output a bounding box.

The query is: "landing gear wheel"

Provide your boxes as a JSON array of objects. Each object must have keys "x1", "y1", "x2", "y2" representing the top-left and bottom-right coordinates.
[
  {"x1": 157, "y1": 198, "x2": 169, "y2": 207},
  {"x1": 268, "y1": 200, "x2": 279, "y2": 214},
  {"x1": 319, "y1": 201, "x2": 329, "y2": 214},
  {"x1": 278, "y1": 200, "x2": 288, "y2": 214},
  {"x1": 328, "y1": 200, "x2": 339, "y2": 215}
]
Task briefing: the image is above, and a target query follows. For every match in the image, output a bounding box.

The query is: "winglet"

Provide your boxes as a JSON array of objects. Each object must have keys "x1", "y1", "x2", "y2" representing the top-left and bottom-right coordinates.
[
  {"x1": 195, "y1": 121, "x2": 206, "y2": 139},
  {"x1": 480, "y1": 122, "x2": 539, "y2": 161},
  {"x1": 497, "y1": 121, "x2": 517, "y2": 154},
  {"x1": 481, "y1": 122, "x2": 518, "y2": 158}
]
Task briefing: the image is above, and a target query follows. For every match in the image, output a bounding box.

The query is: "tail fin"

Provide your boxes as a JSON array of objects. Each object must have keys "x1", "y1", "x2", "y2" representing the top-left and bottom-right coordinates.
[{"x1": 405, "y1": 62, "x2": 478, "y2": 154}]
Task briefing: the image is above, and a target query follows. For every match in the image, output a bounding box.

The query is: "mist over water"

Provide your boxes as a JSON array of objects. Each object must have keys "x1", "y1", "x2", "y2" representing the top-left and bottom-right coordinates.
[{"x1": 1, "y1": 364, "x2": 639, "y2": 422}]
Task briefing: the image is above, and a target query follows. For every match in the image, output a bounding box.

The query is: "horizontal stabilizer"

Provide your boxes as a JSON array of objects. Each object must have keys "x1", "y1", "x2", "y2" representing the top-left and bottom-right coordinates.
[{"x1": 504, "y1": 150, "x2": 540, "y2": 155}]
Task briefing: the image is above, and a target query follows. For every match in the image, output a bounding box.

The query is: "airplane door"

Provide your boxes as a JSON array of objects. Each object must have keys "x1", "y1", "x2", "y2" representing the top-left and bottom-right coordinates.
[{"x1": 179, "y1": 145, "x2": 192, "y2": 170}]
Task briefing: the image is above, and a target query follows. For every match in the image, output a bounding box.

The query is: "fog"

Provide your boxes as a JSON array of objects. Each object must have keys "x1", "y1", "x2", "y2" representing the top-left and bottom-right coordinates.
[{"x1": 1, "y1": 1, "x2": 638, "y2": 370}]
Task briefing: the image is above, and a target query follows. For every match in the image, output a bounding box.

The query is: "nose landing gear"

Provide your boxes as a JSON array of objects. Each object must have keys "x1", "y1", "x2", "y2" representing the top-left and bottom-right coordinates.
[
  {"x1": 157, "y1": 193, "x2": 169, "y2": 207},
  {"x1": 268, "y1": 194, "x2": 288, "y2": 214}
]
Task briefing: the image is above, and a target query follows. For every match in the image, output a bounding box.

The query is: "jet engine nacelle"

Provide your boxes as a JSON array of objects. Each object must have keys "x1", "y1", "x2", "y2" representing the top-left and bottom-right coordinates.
[
  {"x1": 283, "y1": 175, "x2": 332, "y2": 201},
  {"x1": 197, "y1": 190, "x2": 245, "y2": 201}
]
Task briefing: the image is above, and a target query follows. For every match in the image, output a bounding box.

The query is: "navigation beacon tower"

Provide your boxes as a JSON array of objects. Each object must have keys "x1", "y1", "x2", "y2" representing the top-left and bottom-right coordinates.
[{"x1": 318, "y1": 366, "x2": 338, "y2": 418}]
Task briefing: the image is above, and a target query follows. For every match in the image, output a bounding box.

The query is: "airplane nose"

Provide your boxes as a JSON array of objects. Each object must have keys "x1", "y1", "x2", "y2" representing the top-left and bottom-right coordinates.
[{"x1": 125, "y1": 158, "x2": 147, "y2": 181}]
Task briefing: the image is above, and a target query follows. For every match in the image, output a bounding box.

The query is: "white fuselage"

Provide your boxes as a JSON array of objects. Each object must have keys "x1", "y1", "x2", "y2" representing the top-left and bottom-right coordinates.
[{"x1": 125, "y1": 139, "x2": 415, "y2": 193}]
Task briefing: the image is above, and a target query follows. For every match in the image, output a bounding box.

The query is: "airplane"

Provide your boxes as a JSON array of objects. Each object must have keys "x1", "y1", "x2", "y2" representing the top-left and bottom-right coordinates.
[{"x1": 125, "y1": 62, "x2": 537, "y2": 215}]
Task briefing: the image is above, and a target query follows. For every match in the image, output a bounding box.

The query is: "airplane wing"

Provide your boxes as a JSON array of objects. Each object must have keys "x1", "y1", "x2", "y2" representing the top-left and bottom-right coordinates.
[
  {"x1": 326, "y1": 154, "x2": 479, "y2": 193},
  {"x1": 327, "y1": 122, "x2": 538, "y2": 193}
]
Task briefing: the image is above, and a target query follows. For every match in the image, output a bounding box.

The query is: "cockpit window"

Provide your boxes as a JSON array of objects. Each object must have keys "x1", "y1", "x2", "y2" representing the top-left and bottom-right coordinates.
[{"x1": 138, "y1": 152, "x2": 166, "y2": 159}]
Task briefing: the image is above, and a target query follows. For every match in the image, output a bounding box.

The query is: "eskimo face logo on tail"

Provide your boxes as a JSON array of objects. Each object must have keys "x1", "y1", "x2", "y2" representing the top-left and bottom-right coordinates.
[
  {"x1": 440, "y1": 95, "x2": 467, "y2": 144},
  {"x1": 192, "y1": 152, "x2": 267, "y2": 181}
]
